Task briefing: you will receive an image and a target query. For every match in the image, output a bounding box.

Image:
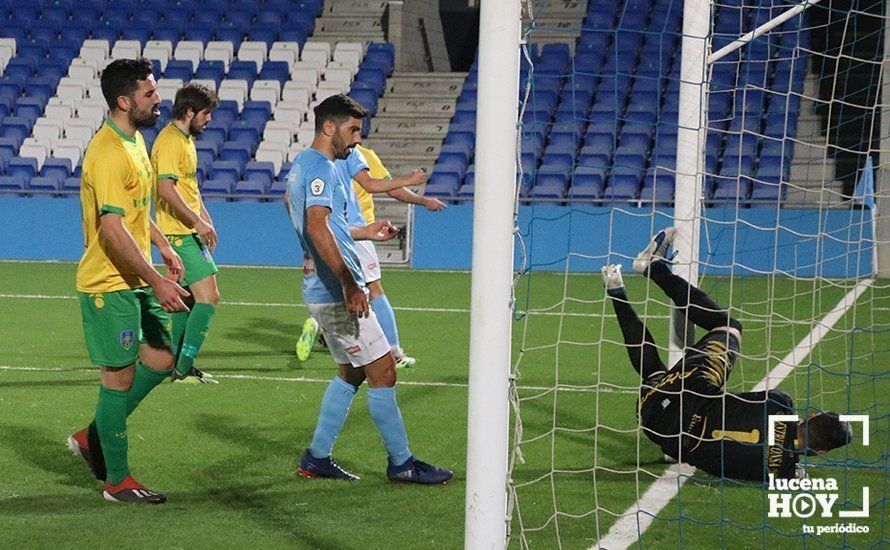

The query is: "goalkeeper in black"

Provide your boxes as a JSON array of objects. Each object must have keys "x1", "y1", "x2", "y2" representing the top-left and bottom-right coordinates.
[{"x1": 601, "y1": 228, "x2": 852, "y2": 482}]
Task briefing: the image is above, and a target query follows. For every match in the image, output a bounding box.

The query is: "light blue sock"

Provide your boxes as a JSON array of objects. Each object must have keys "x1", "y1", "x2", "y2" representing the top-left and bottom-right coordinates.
[
  {"x1": 308, "y1": 377, "x2": 357, "y2": 459},
  {"x1": 367, "y1": 386, "x2": 412, "y2": 466},
  {"x1": 371, "y1": 295, "x2": 400, "y2": 348}
]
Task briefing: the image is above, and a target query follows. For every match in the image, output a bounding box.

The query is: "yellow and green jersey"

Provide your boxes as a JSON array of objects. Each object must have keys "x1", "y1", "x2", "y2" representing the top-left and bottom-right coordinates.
[
  {"x1": 76, "y1": 118, "x2": 155, "y2": 293},
  {"x1": 352, "y1": 144, "x2": 391, "y2": 224},
  {"x1": 151, "y1": 123, "x2": 201, "y2": 235}
]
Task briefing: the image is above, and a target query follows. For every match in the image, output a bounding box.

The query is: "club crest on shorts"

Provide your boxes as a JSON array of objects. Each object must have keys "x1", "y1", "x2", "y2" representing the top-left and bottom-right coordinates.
[{"x1": 120, "y1": 329, "x2": 135, "y2": 350}]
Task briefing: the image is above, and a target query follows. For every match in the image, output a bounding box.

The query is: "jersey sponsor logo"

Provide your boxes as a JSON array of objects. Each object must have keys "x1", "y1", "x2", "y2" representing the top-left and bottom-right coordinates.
[
  {"x1": 346, "y1": 345, "x2": 361, "y2": 355},
  {"x1": 310, "y1": 178, "x2": 325, "y2": 196},
  {"x1": 120, "y1": 329, "x2": 135, "y2": 350}
]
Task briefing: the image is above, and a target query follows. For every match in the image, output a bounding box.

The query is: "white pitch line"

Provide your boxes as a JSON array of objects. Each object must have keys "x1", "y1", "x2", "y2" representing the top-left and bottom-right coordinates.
[
  {"x1": 594, "y1": 278, "x2": 874, "y2": 550},
  {"x1": 0, "y1": 366, "x2": 637, "y2": 395},
  {"x1": 0, "y1": 292, "x2": 635, "y2": 319}
]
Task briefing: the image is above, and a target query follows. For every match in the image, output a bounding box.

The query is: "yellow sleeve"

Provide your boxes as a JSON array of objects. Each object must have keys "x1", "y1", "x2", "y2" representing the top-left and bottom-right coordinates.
[
  {"x1": 92, "y1": 150, "x2": 131, "y2": 216},
  {"x1": 153, "y1": 134, "x2": 182, "y2": 181},
  {"x1": 364, "y1": 148, "x2": 391, "y2": 180}
]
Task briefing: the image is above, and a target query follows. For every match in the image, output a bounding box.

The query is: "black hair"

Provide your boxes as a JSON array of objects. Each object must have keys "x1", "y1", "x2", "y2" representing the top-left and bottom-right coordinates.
[
  {"x1": 100, "y1": 58, "x2": 154, "y2": 111},
  {"x1": 172, "y1": 82, "x2": 220, "y2": 120},
  {"x1": 805, "y1": 412, "x2": 852, "y2": 455},
  {"x1": 313, "y1": 93, "x2": 368, "y2": 133}
]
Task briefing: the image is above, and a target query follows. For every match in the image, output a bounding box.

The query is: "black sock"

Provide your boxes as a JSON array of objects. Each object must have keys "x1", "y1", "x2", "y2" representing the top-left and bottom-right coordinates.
[
  {"x1": 609, "y1": 290, "x2": 667, "y2": 380},
  {"x1": 647, "y1": 262, "x2": 738, "y2": 332}
]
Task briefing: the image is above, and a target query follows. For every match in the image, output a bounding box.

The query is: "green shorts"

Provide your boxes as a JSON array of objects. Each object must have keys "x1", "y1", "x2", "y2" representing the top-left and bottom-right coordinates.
[
  {"x1": 167, "y1": 233, "x2": 218, "y2": 287},
  {"x1": 79, "y1": 288, "x2": 171, "y2": 368}
]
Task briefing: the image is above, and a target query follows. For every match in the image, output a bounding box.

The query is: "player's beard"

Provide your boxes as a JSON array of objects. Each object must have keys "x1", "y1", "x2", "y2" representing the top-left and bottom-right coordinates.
[
  {"x1": 131, "y1": 104, "x2": 159, "y2": 129},
  {"x1": 331, "y1": 132, "x2": 352, "y2": 160},
  {"x1": 189, "y1": 117, "x2": 206, "y2": 136}
]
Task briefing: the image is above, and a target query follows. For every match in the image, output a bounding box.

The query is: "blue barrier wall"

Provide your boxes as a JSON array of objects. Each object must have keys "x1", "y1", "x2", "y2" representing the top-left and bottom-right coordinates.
[
  {"x1": 0, "y1": 196, "x2": 304, "y2": 266},
  {"x1": 413, "y1": 204, "x2": 875, "y2": 278},
  {"x1": 0, "y1": 197, "x2": 874, "y2": 278}
]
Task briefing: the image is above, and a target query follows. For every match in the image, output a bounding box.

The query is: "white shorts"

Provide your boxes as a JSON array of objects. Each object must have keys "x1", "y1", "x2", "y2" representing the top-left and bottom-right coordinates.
[
  {"x1": 355, "y1": 239, "x2": 382, "y2": 283},
  {"x1": 307, "y1": 301, "x2": 391, "y2": 367}
]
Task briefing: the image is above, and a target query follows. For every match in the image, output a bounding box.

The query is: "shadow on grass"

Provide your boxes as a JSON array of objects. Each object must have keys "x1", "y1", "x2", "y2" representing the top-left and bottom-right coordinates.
[
  {"x1": 220, "y1": 316, "x2": 299, "y2": 353},
  {"x1": 0, "y1": 424, "x2": 97, "y2": 491}
]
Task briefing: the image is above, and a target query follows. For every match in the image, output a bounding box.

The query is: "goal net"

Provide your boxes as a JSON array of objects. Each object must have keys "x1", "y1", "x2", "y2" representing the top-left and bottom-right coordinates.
[{"x1": 501, "y1": 0, "x2": 890, "y2": 547}]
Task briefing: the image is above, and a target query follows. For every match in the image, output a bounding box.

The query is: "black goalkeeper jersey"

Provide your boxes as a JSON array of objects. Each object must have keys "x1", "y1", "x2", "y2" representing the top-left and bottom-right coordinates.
[{"x1": 641, "y1": 387, "x2": 800, "y2": 482}]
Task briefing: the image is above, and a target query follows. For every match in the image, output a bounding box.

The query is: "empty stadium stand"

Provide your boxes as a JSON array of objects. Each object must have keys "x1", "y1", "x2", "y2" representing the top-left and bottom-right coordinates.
[{"x1": 427, "y1": 0, "x2": 819, "y2": 207}]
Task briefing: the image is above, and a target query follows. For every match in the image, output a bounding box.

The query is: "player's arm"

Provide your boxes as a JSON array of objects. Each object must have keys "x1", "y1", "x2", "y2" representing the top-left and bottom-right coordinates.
[
  {"x1": 353, "y1": 168, "x2": 427, "y2": 194},
  {"x1": 100, "y1": 214, "x2": 189, "y2": 312},
  {"x1": 386, "y1": 186, "x2": 446, "y2": 211},
  {"x1": 198, "y1": 196, "x2": 218, "y2": 252},
  {"x1": 349, "y1": 220, "x2": 400, "y2": 242},
  {"x1": 157, "y1": 177, "x2": 218, "y2": 251},
  {"x1": 306, "y1": 205, "x2": 368, "y2": 317}
]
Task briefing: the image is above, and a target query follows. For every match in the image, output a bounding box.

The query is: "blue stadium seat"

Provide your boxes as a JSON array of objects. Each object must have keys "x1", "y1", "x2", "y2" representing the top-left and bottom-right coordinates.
[
  {"x1": 234, "y1": 180, "x2": 266, "y2": 201},
  {"x1": 195, "y1": 60, "x2": 226, "y2": 87},
  {"x1": 640, "y1": 172, "x2": 675, "y2": 203},
  {"x1": 354, "y1": 68, "x2": 387, "y2": 96},
  {"x1": 570, "y1": 166, "x2": 605, "y2": 199},
  {"x1": 228, "y1": 61, "x2": 258, "y2": 86},
  {"x1": 604, "y1": 167, "x2": 642, "y2": 201},
  {"x1": 0, "y1": 173, "x2": 28, "y2": 193},
  {"x1": 211, "y1": 160, "x2": 243, "y2": 183},
  {"x1": 201, "y1": 178, "x2": 232, "y2": 200},
  {"x1": 244, "y1": 161, "x2": 274, "y2": 189},
  {"x1": 426, "y1": 172, "x2": 461, "y2": 196},
  {"x1": 40, "y1": 158, "x2": 72, "y2": 181},
  {"x1": 219, "y1": 143, "x2": 252, "y2": 167},
  {"x1": 164, "y1": 60, "x2": 195, "y2": 81},
  {"x1": 27, "y1": 176, "x2": 59, "y2": 192},
  {"x1": 259, "y1": 61, "x2": 290, "y2": 87},
  {"x1": 200, "y1": 127, "x2": 228, "y2": 149},
  {"x1": 60, "y1": 176, "x2": 81, "y2": 194},
  {"x1": 270, "y1": 179, "x2": 287, "y2": 194},
  {"x1": 456, "y1": 183, "x2": 474, "y2": 198},
  {"x1": 241, "y1": 101, "x2": 272, "y2": 122},
  {"x1": 7, "y1": 157, "x2": 37, "y2": 182}
]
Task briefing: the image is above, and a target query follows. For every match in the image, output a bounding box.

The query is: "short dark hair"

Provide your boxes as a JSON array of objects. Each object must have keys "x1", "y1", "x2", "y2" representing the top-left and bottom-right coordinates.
[
  {"x1": 101, "y1": 58, "x2": 154, "y2": 111},
  {"x1": 804, "y1": 412, "x2": 852, "y2": 455},
  {"x1": 313, "y1": 94, "x2": 368, "y2": 133},
  {"x1": 172, "y1": 82, "x2": 220, "y2": 120}
]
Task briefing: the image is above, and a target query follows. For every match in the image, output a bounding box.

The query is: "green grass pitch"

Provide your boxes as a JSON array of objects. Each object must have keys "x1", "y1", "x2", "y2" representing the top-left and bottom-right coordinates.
[{"x1": 0, "y1": 262, "x2": 886, "y2": 548}]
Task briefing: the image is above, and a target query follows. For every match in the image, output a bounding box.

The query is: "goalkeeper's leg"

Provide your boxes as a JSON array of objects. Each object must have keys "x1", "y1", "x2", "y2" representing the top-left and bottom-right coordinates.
[
  {"x1": 635, "y1": 229, "x2": 742, "y2": 334},
  {"x1": 602, "y1": 265, "x2": 668, "y2": 380}
]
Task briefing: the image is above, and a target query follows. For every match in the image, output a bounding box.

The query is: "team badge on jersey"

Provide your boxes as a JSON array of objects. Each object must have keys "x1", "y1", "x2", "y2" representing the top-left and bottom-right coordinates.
[
  {"x1": 120, "y1": 329, "x2": 135, "y2": 350},
  {"x1": 310, "y1": 178, "x2": 325, "y2": 196}
]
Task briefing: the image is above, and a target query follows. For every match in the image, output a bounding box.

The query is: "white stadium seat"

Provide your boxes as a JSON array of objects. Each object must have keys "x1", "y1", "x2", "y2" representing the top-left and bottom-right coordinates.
[
  {"x1": 251, "y1": 80, "x2": 281, "y2": 105},
  {"x1": 80, "y1": 39, "x2": 109, "y2": 60},
  {"x1": 288, "y1": 67, "x2": 318, "y2": 92},
  {"x1": 157, "y1": 78, "x2": 184, "y2": 100},
  {"x1": 273, "y1": 105, "x2": 305, "y2": 129},
  {"x1": 44, "y1": 103, "x2": 74, "y2": 121},
  {"x1": 334, "y1": 41, "x2": 364, "y2": 55},
  {"x1": 204, "y1": 41, "x2": 234, "y2": 70},
  {"x1": 20, "y1": 140, "x2": 48, "y2": 169},
  {"x1": 111, "y1": 40, "x2": 142, "y2": 60},
  {"x1": 32, "y1": 119, "x2": 62, "y2": 142},
  {"x1": 174, "y1": 41, "x2": 204, "y2": 72},
  {"x1": 255, "y1": 146, "x2": 286, "y2": 176},
  {"x1": 266, "y1": 117, "x2": 298, "y2": 134},
  {"x1": 52, "y1": 139, "x2": 85, "y2": 167},
  {"x1": 332, "y1": 49, "x2": 362, "y2": 70},
  {"x1": 262, "y1": 125, "x2": 292, "y2": 146},
  {"x1": 302, "y1": 41, "x2": 331, "y2": 59},
  {"x1": 238, "y1": 41, "x2": 268, "y2": 72},
  {"x1": 300, "y1": 49, "x2": 328, "y2": 70},
  {"x1": 218, "y1": 80, "x2": 248, "y2": 109},
  {"x1": 57, "y1": 78, "x2": 86, "y2": 101},
  {"x1": 322, "y1": 68, "x2": 352, "y2": 87},
  {"x1": 281, "y1": 84, "x2": 310, "y2": 106},
  {"x1": 296, "y1": 127, "x2": 315, "y2": 145}
]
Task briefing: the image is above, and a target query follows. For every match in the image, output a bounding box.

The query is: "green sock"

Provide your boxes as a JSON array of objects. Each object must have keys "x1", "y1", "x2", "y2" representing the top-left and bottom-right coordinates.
[
  {"x1": 170, "y1": 311, "x2": 189, "y2": 357},
  {"x1": 127, "y1": 362, "x2": 170, "y2": 415},
  {"x1": 175, "y1": 303, "x2": 216, "y2": 375},
  {"x1": 95, "y1": 386, "x2": 129, "y2": 485}
]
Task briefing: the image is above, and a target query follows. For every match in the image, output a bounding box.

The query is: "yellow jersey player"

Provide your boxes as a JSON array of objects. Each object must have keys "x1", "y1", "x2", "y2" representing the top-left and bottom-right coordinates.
[
  {"x1": 67, "y1": 58, "x2": 190, "y2": 504},
  {"x1": 152, "y1": 83, "x2": 220, "y2": 384}
]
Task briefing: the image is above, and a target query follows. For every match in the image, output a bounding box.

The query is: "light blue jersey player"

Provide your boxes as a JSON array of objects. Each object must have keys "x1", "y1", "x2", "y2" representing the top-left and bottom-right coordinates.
[
  {"x1": 285, "y1": 94, "x2": 453, "y2": 484},
  {"x1": 287, "y1": 147, "x2": 364, "y2": 304}
]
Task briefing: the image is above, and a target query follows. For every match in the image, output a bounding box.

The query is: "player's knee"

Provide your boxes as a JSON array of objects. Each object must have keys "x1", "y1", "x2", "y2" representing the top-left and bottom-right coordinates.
[
  {"x1": 205, "y1": 287, "x2": 221, "y2": 306},
  {"x1": 365, "y1": 356, "x2": 397, "y2": 387}
]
